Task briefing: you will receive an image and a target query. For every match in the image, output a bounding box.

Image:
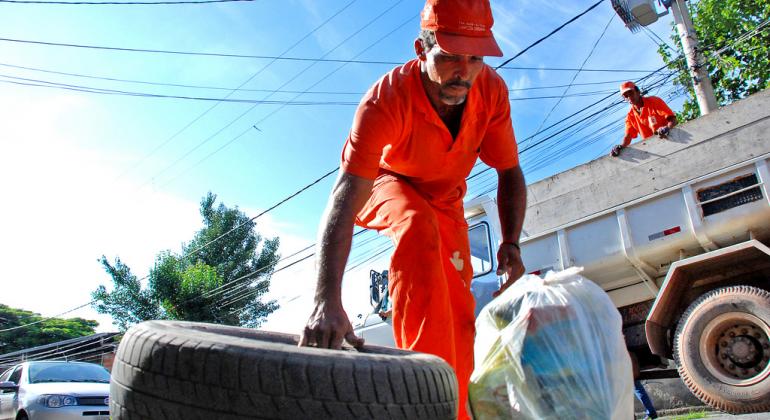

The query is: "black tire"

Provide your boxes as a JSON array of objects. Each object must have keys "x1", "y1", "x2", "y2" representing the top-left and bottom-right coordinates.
[
  {"x1": 110, "y1": 320, "x2": 457, "y2": 419},
  {"x1": 673, "y1": 286, "x2": 770, "y2": 414}
]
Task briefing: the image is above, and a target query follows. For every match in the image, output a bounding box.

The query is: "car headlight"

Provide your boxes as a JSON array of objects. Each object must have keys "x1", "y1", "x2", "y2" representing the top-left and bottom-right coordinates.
[{"x1": 38, "y1": 395, "x2": 78, "y2": 408}]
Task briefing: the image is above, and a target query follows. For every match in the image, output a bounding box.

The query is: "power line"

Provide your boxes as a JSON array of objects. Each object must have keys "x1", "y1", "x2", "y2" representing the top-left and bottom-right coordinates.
[
  {"x1": 197, "y1": 228, "x2": 370, "y2": 308},
  {"x1": 0, "y1": 0, "x2": 255, "y2": 3},
  {"x1": 531, "y1": 14, "x2": 615, "y2": 135},
  {"x1": 467, "y1": 64, "x2": 675, "y2": 186},
  {"x1": 641, "y1": 25, "x2": 675, "y2": 51},
  {"x1": 157, "y1": 7, "x2": 414, "y2": 188},
  {"x1": 0, "y1": 73, "x2": 616, "y2": 103},
  {"x1": 127, "y1": 25, "x2": 762, "y2": 315},
  {"x1": 185, "y1": 167, "x2": 340, "y2": 261},
  {"x1": 0, "y1": 301, "x2": 96, "y2": 333},
  {"x1": 0, "y1": 36, "x2": 404, "y2": 62},
  {"x1": 146, "y1": 2, "x2": 405, "y2": 188},
  {"x1": 114, "y1": 0, "x2": 358, "y2": 182},
  {"x1": 0, "y1": 36, "x2": 662, "y2": 73},
  {"x1": 0, "y1": 61, "x2": 645, "y2": 94},
  {"x1": 495, "y1": 0, "x2": 605, "y2": 70},
  {"x1": 0, "y1": 75, "x2": 361, "y2": 104}
]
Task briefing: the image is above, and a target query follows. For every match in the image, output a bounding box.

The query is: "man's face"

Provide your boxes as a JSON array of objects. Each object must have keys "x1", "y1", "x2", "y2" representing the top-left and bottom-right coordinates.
[
  {"x1": 622, "y1": 88, "x2": 642, "y2": 105},
  {"x1": 417, "y1": 40, "x2": 484, "y2": 106}
]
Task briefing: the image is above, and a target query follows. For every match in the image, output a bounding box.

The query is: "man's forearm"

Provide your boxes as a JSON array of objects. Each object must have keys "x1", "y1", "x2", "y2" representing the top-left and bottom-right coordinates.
[
  {"x1": 314, "y1": 172, "x2": 374, "y2": 304},
  {"x1": 496, "y1": 166, "x2": 527, "y2": 244},
  {"x1": 621, "y1": 134, "x2": 634, "y2": 147}
]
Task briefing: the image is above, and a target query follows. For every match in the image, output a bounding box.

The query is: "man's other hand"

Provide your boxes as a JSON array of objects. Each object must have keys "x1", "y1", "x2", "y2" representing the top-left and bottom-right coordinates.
[
  {"x1": 610, "y1": 144, "x2": 624, "y2": 157},
  {"x1": 656, "y1": 126, "x2": 670, "y2": 138},
  {"x1": 494, "y1": 242, "x2": 525, "y2": 297},
  {"x1": 299, "y1": 301, "x2": 364, "y2": 350}
]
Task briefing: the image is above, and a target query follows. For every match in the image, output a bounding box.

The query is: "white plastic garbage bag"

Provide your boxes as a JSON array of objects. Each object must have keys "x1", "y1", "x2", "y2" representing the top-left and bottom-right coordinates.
[{"x1": 469, "y1": 267, "x2": 633, "y2": 420}]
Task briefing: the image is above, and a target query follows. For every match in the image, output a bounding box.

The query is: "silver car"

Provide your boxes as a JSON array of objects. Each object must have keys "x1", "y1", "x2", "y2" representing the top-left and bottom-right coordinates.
[{"x1": 0, "y1": 361, "x2": 110, "y2": 420}]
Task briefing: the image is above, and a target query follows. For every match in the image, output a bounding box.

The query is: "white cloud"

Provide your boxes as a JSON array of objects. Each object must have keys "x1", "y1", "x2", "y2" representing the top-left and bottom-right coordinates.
[
  {"x1": 508, "y1": 74, "x2": 533, "y2": 98},
  {"x1": 0, "y1": 91, "x2": 241, "y2": 331}
]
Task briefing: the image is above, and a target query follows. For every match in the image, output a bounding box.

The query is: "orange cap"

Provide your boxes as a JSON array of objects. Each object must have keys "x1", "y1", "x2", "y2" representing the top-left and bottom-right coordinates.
[
  {"x1": 420, "y1": 0, "x2": 503, "y2": 57},
  {"x1": 620, "y1": 81, "x2": 637, "y2": 95}
]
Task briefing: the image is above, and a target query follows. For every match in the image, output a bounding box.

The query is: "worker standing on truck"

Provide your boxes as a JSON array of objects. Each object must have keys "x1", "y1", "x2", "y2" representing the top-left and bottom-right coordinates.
[
  {"x1": 299, "y1": 0, "x2": 527, "y2": 418},
  {"x1": 611, "y1": 81, "x2": 677, "y2": 157}
]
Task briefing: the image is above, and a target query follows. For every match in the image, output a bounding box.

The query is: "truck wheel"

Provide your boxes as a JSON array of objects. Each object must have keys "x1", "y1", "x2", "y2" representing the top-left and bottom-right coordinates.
[
  {"x1": 110, "y1": 320, "x2": 457, "y2": 420},
  {"x1": 673, "y1": 286, "x2": 770, "y2": 413}
]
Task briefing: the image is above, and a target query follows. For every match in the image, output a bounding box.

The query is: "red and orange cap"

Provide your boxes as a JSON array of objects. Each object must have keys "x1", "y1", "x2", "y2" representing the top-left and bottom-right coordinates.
[
  {"x1": 620, "y1": 81, "x2": 637, "y2": 95},
  {"x1": 420, "y1": 0, "x2": 503, "y2": 57}
]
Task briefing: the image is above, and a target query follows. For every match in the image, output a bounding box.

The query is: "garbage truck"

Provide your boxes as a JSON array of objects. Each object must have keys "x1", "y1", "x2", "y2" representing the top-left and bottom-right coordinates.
[{"x1": 354, "y1": 88, "x2": 770, "y2": 414}]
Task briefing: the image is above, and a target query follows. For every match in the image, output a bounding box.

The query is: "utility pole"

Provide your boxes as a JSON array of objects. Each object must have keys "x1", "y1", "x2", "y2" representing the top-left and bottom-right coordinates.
[{"x1": 669, "y1": 0, "x2": 718, "y2": 115}]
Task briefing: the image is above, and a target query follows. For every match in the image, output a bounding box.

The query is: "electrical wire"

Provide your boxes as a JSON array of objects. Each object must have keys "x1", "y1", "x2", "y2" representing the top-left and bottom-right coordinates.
[
  {"x1": 141, "y1": 2, "x2": 406, "y2": 190},
  {"x1": 494, "y1": 0, "x2": 605, "y2": 70},
  {"x1": 531, "y1": 14, "x2": 615, "y2": 138},
  {"x1": 2, "y1": 22, "x2": 758, "y2": 333},
  {"x1": 0, "y1": 61, "x2": 646, "y2": 94},
  {"x1": 0, "y1": 301, "x2": 96, "y2": 333},
  {"x1": 114, "y1": 0, "x2": 358, "y2": 182},
  {"x1": 0, "y1": 73, "x2": 615, "y2": 104},
  {"x1": 0, "y1": 0, "x2": 256, "y2": 3},
  {"x1": 0, "y1": 37, "x2": 664, "y2": 73},
  {"x1": 0, "y1": 75, "x2": 361, "y2": 105},
  {"x1": 156, "y1": 7, "x2": 414, "y2": 189}
]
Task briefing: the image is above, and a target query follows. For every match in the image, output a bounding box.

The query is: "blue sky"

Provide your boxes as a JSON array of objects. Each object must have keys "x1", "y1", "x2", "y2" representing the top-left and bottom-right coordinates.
[{"x1": 0, "y1": 0, "x2": 684, "y2": 334}]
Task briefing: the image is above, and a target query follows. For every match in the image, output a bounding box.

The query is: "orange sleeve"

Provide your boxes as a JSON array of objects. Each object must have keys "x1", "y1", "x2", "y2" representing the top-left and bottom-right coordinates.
[
  {"x1": 625, "y1": 113, "x2": 639, "y2": 139},
  {"x1": 479, "y1": 73, "x2": 519, "y2": 169},
  {"x1": 340, "y1": 84, "x2": 402, "y2": 179}
]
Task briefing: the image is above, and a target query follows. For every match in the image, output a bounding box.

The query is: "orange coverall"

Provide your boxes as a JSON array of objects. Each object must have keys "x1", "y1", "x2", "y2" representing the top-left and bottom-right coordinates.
[
  {"x1": 341, "y1": 59, "x2": 519, "y2": 418},
  {"x1": 625, "y1": 95, "x2": 675, "y2": 139}
]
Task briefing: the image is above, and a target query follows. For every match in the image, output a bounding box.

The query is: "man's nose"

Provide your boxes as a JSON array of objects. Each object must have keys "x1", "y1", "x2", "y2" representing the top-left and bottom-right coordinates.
[{"x1": 454, "y1": 58, "x2": 471, "y2": 79}]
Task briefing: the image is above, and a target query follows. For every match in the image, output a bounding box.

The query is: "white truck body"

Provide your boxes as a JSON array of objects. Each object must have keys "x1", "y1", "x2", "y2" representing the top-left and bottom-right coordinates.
[{"x1": 354, "y1": 89, "x2": 770, "y2": 413}]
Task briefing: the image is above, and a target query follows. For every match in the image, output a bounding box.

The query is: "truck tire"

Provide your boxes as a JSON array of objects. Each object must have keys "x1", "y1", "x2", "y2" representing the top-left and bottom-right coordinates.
[
  {"x1": 110, "y1": 320, "x2": 457, "y2": 420},
  {"x1": 673, "y1": 286, "x2": 770, "y2": 413}
]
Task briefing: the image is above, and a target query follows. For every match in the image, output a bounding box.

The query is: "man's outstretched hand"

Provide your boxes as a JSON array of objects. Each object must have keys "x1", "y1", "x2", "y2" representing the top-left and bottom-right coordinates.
[
  {"x1": 610, "y1": 144, "x2": 624, "y2": 157},
  {"x1": 494, "y1": 242, "x2": 525, "y2": 297},
  {"x1": 299, "y1": 300, "x2": 364, "y2": 350},
  {"x1": 656, "y1": 126, "x2": 670, "y2": 138}
]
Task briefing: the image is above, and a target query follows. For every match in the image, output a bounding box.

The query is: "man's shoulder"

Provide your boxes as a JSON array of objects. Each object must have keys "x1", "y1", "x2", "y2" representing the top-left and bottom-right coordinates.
[
  {"x1": 368, "y1": 60, "x2": 420, "y2": 99},
  {"x1": 645, "y1": 96, "x2": 667, "y2": 106},
  {"x1": 477, "y1": 63, "x2": 508, "y2": 92}
]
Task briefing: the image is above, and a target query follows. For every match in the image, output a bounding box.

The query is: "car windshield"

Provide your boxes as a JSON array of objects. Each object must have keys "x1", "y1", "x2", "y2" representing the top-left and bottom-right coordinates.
[{"x1": 28, "y1": 362, "x2": 110, "y2": 384}]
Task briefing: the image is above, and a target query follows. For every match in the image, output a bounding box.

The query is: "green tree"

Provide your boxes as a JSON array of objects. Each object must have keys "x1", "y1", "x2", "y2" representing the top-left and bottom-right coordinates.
[
  {"x1": 91, "y1": 256, "x2": 161, "y2": 332},
  {"x1": 92, "y1": 193, "x2": 281, "y2": 331},
  {"x1": 659, "y1": 0, "x2": 770, "y2": 121},
  {"x1": 0, "y1": 304, "x2": 98, "y2": 354}
]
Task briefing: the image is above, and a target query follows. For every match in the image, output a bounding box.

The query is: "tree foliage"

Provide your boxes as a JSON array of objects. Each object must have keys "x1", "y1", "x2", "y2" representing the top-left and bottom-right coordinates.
[
  {"x1": 658, "y1": 0, "x2": 770, "y2": 121},
  {"x1": 92, "y1": 193, "x2": 281, "y2": 331},
  {"x1": 0, "y1": 304, "x2": 98, "y2": 355}
]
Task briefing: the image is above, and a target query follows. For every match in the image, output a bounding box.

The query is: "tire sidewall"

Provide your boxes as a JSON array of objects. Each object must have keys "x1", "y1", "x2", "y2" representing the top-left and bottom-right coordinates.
[
  {"x1": 675, "y1": 287, "x2": 770, "y2": 412},
  {"x1": 111, "y1": 320, "x2": 458, "y2": 420}
]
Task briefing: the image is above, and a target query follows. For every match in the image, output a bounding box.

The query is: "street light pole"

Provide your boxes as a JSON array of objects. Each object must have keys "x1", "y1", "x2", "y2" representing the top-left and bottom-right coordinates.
[{"x1": 670, "y1": 0, "x2": 718, "y2": 115}]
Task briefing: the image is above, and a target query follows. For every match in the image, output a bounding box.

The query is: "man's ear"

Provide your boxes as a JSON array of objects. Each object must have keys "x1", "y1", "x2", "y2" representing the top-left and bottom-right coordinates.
[{"x1": 414, "y1": 38, "x2": 427, "y2": 61}]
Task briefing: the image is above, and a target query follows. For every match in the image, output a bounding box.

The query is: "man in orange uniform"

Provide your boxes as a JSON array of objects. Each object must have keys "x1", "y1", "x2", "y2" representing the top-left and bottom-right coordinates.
[
  {"x1": 611, "y1": 81, "x2": 678, "y2": 156},
  {"x1": 299, "y1": 0, "x2": 526, "y2": 417}
]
